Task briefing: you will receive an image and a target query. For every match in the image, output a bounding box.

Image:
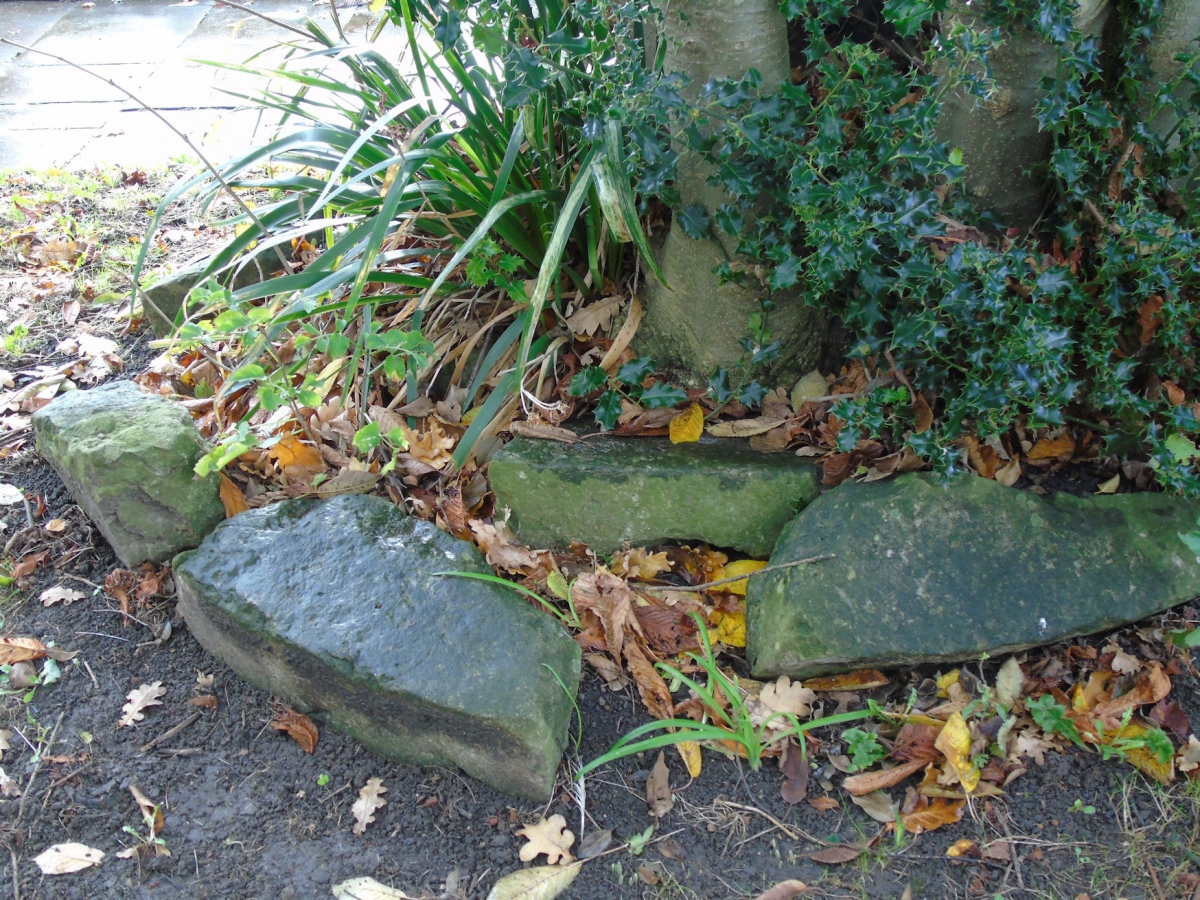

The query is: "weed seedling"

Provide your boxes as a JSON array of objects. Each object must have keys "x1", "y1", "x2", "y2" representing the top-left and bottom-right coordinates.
[
  {"x1": 1070, "y1": 799, "x2": 1097, "y2": 815},
  {"x1": 626, "y1": 825, "x2": 654, "y2": 856}
]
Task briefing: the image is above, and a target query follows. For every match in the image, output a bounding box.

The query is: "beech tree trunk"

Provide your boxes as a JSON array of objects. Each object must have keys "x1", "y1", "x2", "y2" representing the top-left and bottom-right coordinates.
[{"x1": 638, "y1": 0, "x2": 828, "y2": 385}]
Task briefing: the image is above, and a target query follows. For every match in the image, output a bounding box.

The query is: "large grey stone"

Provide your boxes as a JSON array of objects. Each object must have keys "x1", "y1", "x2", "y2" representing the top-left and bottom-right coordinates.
[
  {"x1": 141, "y1": 248, "x2": 285, "y2": 338},
  {"x1": 173, "y1": 495, "x2": 582, "y2": 800},
  {"x1": 748, "y1": 473, "x2": 1200, "y2": 678},
  {"x1": 33, "y1": 382, "x2": 224, "y2": 567},
  {"x1": 489, "y1": 435, "x2": 821, "y2": 557}
]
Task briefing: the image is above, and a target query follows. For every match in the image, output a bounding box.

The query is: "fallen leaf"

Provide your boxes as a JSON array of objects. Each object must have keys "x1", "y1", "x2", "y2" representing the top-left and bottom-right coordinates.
[
  {"x1": 34, "y1": 843, "x2": 105, "y2": 875},
  {"x1": 994, "y1": 457, "x2": 1021, "y2": 487},
  {"x1": 780, "y1": 743, "x2": 809, "y2": 803},
  {"x1": 44, "y1": 518, "x2": 68, "y2": 533},
  {"x1": 187, "y1": 695, "x2": 219, "y2": 709},
  {"x1": 842, "y1": 759, "x2": 926, "y2": 796},
  {"x1": 610, "y1": 548, "x2": 673, "y2": 581},
  {"x1": 849, "y1": 790, "x2": 896, "y2": 823},
  {"x1": 647, "y1": 751, "x2": 674, "y2": 817},
  {"x1": 119, "y1": 682, "x2": 166, "y2": 728},
  {"x1": 0, "y1": 636, "x2": 48, "y2": 665},
  {"x1": 1166, "y1": 379, "x2": 1187, "y2": 408},
  {"x1": 935, "y1": 713, "x2": 980, "y2": 792},
  {"x1": 312, "y1": 468, "x2": 380, "y2": 499},
  {"x1": 1139, "y1": 295, "x2": 1164, "y2": 344},
  {"x1": 901, "y1": 795, "x2": 965, "y2": 834},
  {"x1": 128, "y1": 784, "x2": 165, "y2": 839},
  {"x1": 331, "y1": 877, "x2": 415, "y2": 899},
  {"x1": 12, "y1": 549, "x2": 50, "y2": 579},
  {"x1": 0, "y1": 728, "x2": 9, "y2": 759},
  {"x1": 567, "y1": 295, "x2": 623, "y2": 335},
  {"x1": 268, "y1": 435, "x2": 325, "y2": 482},
  {"x1": 759, "y1": 676, "x2": 815, "y2": 719},
  {"x1": 516, "y1": 815, "x2": 575, "y2": 865},
  {"x1": 218, "y1": 473, "x2": 249, "y2": 517},
  {"x1": 807, "y1": 796, "x2": 840, "y2": 811},
  {"x1": 1090, "y1": 661, "x2": 1170, "y2": 725},
  {"x1": 721, "y1": 559, "x2": 767, "y2": 596},
  {"x1": 706, "y1": 417, "x2": 787, "y2": 438},
  {"x1": 0, "y1": 483, "x2": 24, "y2": 505},
  {"x1": 270, "y1": 708, "x2": 318, "y2": 753},
  {"x1": 808, "y1": 844, "x2": 864, "y2": 864},
  {"x1": 1107, "y1": 723, "x2": 1174, "y2": 784},
  {"x1": 804, "y1": 670, "x2": 889, "y2": 692},
  {"x1": 710, "y1": 610, "x2": 746, "y2": 647},
  {"x1": 669, "y1": 404, "x2": 704, "y2": 444},
  {"x1": 624, "y1": 638, "x2": 675, "y2": 720},
  {"x1": 676, "y1": 740, "x2": 702, "y2": 779},
  {"x1": 576, "y1": 828, "x2": 613, "y2": 859},
  {"x1": 753, "y1": 880, "x2": 809, "y2": 900},
  {"x1": 1028, "y1": 432, "x2": 1076, "y2": 461},
  {"x1": 39, "y1": 586, "x2": 87, "y2": 607},
  {"x1": 484, "y1": 862, "x2": 581, "y2": 900},
  {"x1": 351, "y1": 777, "x2": 387, "y2": 835},
  {"x1": 913, "y1": 393, "x2": 933, "y2": 434},
  {"x1": 996, "y1": 657, "x2": 1025, "y2": 709},
  {"x1": 0, "y1": 767, "x2": 18, "y2": 797},
  {"x1": 946, "y1": 839, "x2": 978, "y2": 858}
]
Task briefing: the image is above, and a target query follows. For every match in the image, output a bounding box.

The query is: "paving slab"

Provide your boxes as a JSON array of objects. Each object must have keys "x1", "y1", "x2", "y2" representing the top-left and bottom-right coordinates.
[
  {"x1": 71, "y1": 106, "x2": 283, "y2": 167},
  {"x1": 26, "y1": 0, "x2": 212, "y2": 66},
  {"x1": 0, "y1": 62, "x2": 152, "y2": 106},
  {"x1": 0, "y1": 100, "x2": 119, "y2": 132},
  {"x1": 0, "y1": 2, "x2": 71, "y2": 68},
  {"x1": 0, "y1": 128, "x2": 94, "y2": 170}
]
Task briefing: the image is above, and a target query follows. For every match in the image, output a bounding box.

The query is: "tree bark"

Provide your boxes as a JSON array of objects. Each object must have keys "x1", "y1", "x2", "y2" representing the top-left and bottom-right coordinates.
[
  {"x1": 936, "y1": 0, "x2": 1110, "y2": 230},
  {"x1": 638, "y1": 0, "x2": 828, "y2": 385}
]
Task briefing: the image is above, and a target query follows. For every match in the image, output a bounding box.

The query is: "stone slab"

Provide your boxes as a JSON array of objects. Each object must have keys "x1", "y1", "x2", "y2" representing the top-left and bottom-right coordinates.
[
  {"x1": 32, "y1": 381, "x2": 225, "y2": 566},
  {"x1": 174, "y1": 494, "x2": 582, "y2": 800},
  {"x1": 489, "y1": 434, "x2": 821, "y2": 557},
  {"x1": 748, "y1": 473, "x2": 1200, "y2": 678}
]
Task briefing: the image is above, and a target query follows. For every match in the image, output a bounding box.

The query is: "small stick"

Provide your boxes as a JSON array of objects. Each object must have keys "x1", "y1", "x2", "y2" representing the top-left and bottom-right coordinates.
[
  {"x1": 42, "y1": 763, "x2": 93, "y2": 797},
  {"x1": 7, "y1": 843, "x2": 18, "y2": 900},
  {"x1": 648, "y1": 554, "x2": 835, "y2": 593},
  {"x1": 140, "y1": 712, "x2": 201, "y2": 754},
  {"x1": 157, "y1": 748, "x2": 203, "y2": 758},
  {"x1": 16, "y1": 712, "x2": 63, "y2": 826}
]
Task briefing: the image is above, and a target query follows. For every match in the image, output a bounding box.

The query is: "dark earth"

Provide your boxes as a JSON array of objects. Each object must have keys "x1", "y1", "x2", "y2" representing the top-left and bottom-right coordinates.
[{"x1": 0, "y1": 174, "x2": 1197, "y2": 900}]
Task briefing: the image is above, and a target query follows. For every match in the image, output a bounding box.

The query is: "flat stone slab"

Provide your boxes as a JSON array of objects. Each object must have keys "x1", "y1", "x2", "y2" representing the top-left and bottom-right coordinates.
[
  {"x1": 748, "y1": 473, "x2": 1200, "y2": 678},
  {"x1": 489, "y1": 435, "x2": 821, "y2": 556},
  {"x1": 174, "y1": 495, "x2": 582, "y2": 800},
  {"x1": 33, "y1": 381, "x2": 224, "y2": 567}
]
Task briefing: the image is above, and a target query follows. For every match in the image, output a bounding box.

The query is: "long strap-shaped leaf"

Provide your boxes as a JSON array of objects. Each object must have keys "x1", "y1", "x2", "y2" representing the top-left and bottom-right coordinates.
[{"x1": 515, "y1": 144, "x2": 598, "y2": 392}]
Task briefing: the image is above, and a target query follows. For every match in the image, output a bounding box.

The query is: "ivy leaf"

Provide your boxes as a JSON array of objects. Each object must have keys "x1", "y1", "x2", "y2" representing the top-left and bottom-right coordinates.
[
  {"x1": 594, "y1": 390, "x2": 622, "y2": 430},
  {"x1": 569, "y1": 366, "x2": 608, "y2": 396}
]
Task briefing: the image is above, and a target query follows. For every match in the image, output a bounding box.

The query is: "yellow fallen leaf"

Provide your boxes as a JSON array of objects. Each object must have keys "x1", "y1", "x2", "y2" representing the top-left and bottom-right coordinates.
[
  {"x1": 711, "y1": 610, "x2": 746, "y2": 647},
  {"x1": 934, "y1": 712, "x2": 980, "y2": 793},
  {"x1": 946, "y1": 839, "x2": 977, "y2": 858},
  {"x1": 1106, "y1": 723, "x2": 1174, "y2": 784},
  {"x1": 676, "y1": 739, "x2": 702, "y2": 778},
  {"x1": 268, "y1": 435, "x2": 325, "y2": 481},
  {"x1": 669, "y1": 403, "x2": 704, "y2": 444},
  {"x1": 1096, "y1": 474, "x2": 1120, "y2": 494},
  {"x1": 218, "y1": 473, "x2": 249, "y2": 517},
  {"x1": 721, "y1": 559, "x2": 767, "y2": 596},
  {"x1": 935, "y1": 669, "x2": 959, "y2": 698}
]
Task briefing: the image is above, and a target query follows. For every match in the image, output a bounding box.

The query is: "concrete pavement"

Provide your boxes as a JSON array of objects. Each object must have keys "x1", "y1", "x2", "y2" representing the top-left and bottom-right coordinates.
[{"x1": 0, "y1": 0, "x2": 380, "y2": 169}]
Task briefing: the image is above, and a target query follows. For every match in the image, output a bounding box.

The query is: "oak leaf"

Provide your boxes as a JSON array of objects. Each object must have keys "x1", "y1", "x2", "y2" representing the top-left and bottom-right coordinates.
[
  {"x1": 119, "y1": 682, "x2": 166, "y2": 727},
  {"x1": 759, "y1": 676, "x2": 815, "y2": 720},
  {"x1": 39, "y1": 586, "x2": 86, "y2": 607},
  {"x1": 610, "y1": 547, "x2": 673, "y2": 582},
  {"x1": 566, "y1": 295, "x2": 623, "y2": 336},
  {"x1": 516, "y1": 814, "x2": 575, "y2": 865},
  {"x1": 351, "y1": 777, "x2": 387, "y2": 835}
]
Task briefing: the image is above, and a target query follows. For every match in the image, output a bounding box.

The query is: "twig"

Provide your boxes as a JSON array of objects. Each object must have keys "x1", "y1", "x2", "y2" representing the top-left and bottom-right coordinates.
[
  {"x1": 60, "y1": 574, "x2": 102, "y2": 590},
  {"x1": 648, "y1": 554, "x2": 835, "y2": 593},
  {"x1": 140, "y1": 712, "x2": 201, "y2": 754},
  {"x1": 42, "y1": 763, "x2": 93, "y2": 798},
  {"x1": 6, "y1": 843, "x2": 18, "y2": 900},
  {"x1": 715, "y1": 799, "x2": 836, "y2": 848},
  {"x1": 207, "y1": 0, "x2": 314, "y2": 40},
  {"x1": 156, "y1": 748, "x2": 202, "y2": 758},
  {"x1": 16, "y1": 712, "x2": 63, "y2": 826},
  {"x1": 0, "y1": 38, "x2": 297, "y2": 312}
]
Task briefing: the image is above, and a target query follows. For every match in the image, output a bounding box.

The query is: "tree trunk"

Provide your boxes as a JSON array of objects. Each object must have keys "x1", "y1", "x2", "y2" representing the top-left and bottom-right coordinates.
[
  {"x1": 638, "y1": 0, "x2": 828, "y2": 385},
  {"x1": 936, "y1": 0, "x2": 1110, "y2": 230},
  {"x1": 1141, "y1": 0, "x2": 1200, "y2": 145}
]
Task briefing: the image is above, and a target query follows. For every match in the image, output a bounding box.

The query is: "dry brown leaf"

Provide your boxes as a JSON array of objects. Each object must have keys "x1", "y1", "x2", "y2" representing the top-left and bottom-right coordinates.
[
  {"x1": 624, "y1": 638, "x2": 674, "y2": 720},
  {"x1": 807, "y1": 796, "x2": 840, "y2": 812},
  {"x1": 994, "y1": 457, "x2": 1022, "y2": 487},
  {"x1": 808, "y1": 845, "x2": 864, "y2": 864},
  {"x1": 706, "y1": 417, "x2": 786, "y2": 438},
  {"x1": 1027, "y1": 432, "x2": 1076, "y2": 461},
  {"x1": 312, "y1": 467, "x2": 380, "y2": 499},
  {"x1": 218, "y1": 473, "x2": 249, "y2": 517},
  {"x1": 351, "y1": 777, "x2": 387, "y2": 835},
  {"x1": 516, "y1": 814, "x2": 575, "y2": 865},
  {"x1": 187, "y1": 695, "x2": 219, "y2": 709},
  {"x1": 1091, "y1": 661, "x2": 1170, "y2": 724},
  {"x1": 900, "y1": 796, "x2": 965, "y2": 834},
  {"x1": 912, "y1": 393, "x2": 933, "y2": 434},
  {"x1": 1163, "y1": 380, "x2": 1186, "y2": 406},
  {"x1": 1138, "y1": 295, "x2": 1164, "y2": 344},
  {"x1": 509, "y1": 420, "x2": 578, "y2": 443},
  {"x1": 842, "y1": 759, "x2": 926, "y2": 796},
  {"x1": 269, "y1": 435, "x2": 326, "y2": 482},
  {"x1": 804, "y1": 670, "x2": 889, "y2": 692},
  {"x1": 567, "y1": 295, "x2": 623, "y2": 336},
  {"x1": 34, "y1": 843, "x2": 104, "y2": 875},
  {"x1": 610, "y1": 548, "x2": 673, "y2": 582},
  {"x1": 270, "y1": 708, "x2": 319, "y2": 753},
  {"x1": 0, "y1": 636, "x2": 49, "y2": 665},
  {"x1": 38, "y1": 586, "x2": 86, "y2": 607},
  {"x1": 12, "y1": 549, "x2": 50, "y2": 579},
  {"x1": 647, "y1": 751, "x2": 674, "y2": 817},
  {"x1": 849, "y1": 790, "x2": 896, "y2": 823},
  {"x1": 484, "y1": 862, "x2": 582, "y2": 900},
  {"x1": 759, "y1": 676, "x2": 815, "y2": 719},
  {"x1": 753, "y1": 880, "x2": 810, "y2": 900},
  {"x1": 119, "y1": 682, "x2": 166, "y2": 728},
  {"x1": 44, "y1": 518, "x2": 68, "y2": 533},
  {"x1": 468, "y1": 519, "x2": 557, "y2": 580}
]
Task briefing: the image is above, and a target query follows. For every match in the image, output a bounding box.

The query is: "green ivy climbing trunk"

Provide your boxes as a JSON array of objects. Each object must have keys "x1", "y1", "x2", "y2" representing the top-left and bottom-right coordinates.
[
  {"x1": 638, "y1": 0, "x2": 827, "y2": 385},
  {"x1": 936, "y1": 0, "x2": 1110, "y2": 230}
]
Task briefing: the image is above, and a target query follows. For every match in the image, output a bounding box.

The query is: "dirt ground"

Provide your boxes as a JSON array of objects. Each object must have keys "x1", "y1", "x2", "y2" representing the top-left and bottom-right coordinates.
[{"x1": 1, "y1": 168, "x2": 1199, "y2": 900}]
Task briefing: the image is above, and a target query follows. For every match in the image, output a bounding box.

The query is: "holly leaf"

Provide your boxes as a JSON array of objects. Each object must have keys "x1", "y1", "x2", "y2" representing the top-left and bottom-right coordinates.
[
  {"x1": 118, "y1": 682, "x2": 166, "y2": 728},
  {"x1": 594, "y1": 390, "x2": 622, "y2": 430},
  {"x1": 640, "y1": 382, "x2": 688, "y2": 409},
  {"x1": 516, "y1": 814, "x2": 576, "y2": 864},
  {"x1": 568, "y1": 365, "x2": 608, "y2": 396},
  {"x1": 351, "y1": 777, "x2": 387, "y2": 835}
]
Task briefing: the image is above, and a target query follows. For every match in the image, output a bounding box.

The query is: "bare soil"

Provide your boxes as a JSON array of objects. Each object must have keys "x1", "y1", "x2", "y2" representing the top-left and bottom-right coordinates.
[{"x1": 1, "y1": 167, "x2": 1199, "y2": 900}]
